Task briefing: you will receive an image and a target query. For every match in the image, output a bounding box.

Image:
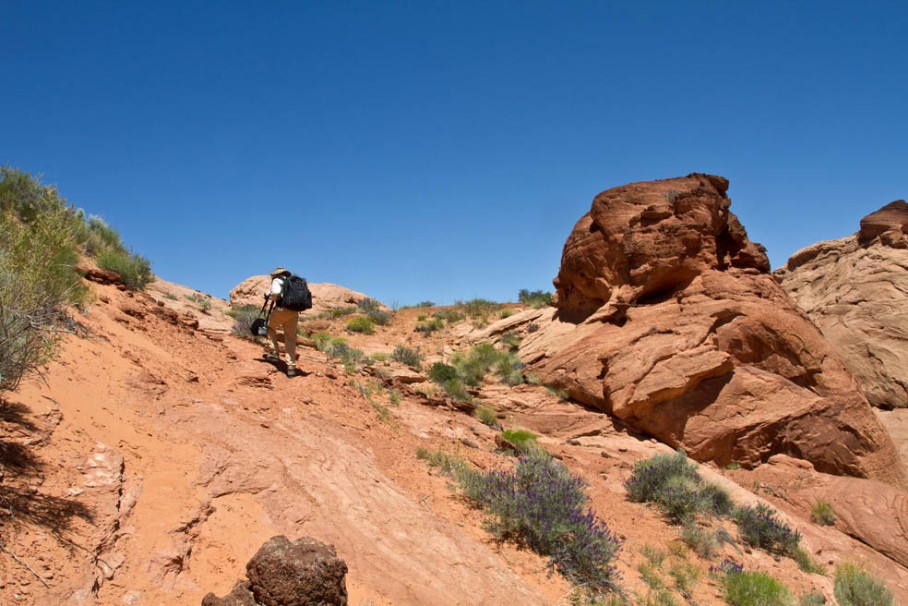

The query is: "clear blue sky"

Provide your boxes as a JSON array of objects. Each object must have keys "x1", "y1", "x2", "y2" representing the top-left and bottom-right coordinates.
[{"x1": 2, "y1": 1, "x2": 905, "y2": 306}]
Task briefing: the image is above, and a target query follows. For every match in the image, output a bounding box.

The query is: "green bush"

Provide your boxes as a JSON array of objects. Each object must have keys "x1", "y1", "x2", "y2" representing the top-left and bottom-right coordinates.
[
  {"x1": 734, "y1": 504, "x2": 801, "y2": 556},
  {"x1": 0, "y1": 170, "x2": 91, "y2": 391},
  {"x1": 391, "y1": 345, "x2": 422, "y2": 369},
  {"x1": 428, "y1": 362, "x2": 458, "y2": 383},
  {"x1": 834, "y1": 562, "x2": 894, "y2": 606},
  {"x1": 434, "y1": 309, "x2": 466, "y2": 324},
  {"x1": 228, "y1": 305, "x2": 261, "y2": 339},
  {"x1": 415, "y1": 317, "x2": 444, "y2": 334},
  {"x1": 459, "y1": 452, "x2": 621, "y2": 596},
  {"x1": 500, "y1": 429, "x2": 539, "y2": 453},
  {"x1": 346, "y1": 315, "x2": 375, "y2": 334},
  {"x1": 97, "y1": 249, "x2": 154, "y2": 291},
  {"x1": 518, "y1": 289, "x2": 553, "y2": 308},
  {"x1": 625, "y1": 451, "x2": 732, "y2": 525},
  {"x1": 722, "y1": 570, "x2": 795, "y2": 606},
  {"x1": 810, "y1": 499, "x2": 836, "y2": 526},
  {"x1": 475, "y1": 405, "x2": 499, "y2": 428}
]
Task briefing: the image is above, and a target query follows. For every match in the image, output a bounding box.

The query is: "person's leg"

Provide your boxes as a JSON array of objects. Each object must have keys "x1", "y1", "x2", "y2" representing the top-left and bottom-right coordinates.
[
  {"x1": 265, "y1": 312, "x2": 281, "y2": 359},
  {"x1": 280, "y1": 311, "x2": 299, "y2": 370}
]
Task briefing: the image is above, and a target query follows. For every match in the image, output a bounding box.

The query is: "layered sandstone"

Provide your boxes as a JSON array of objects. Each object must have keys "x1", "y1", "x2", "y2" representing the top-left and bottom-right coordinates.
[
  {"x1": 775, "y1": 200, "x2": 908, "y2": 410},
  {"x1": 515, "y1": 174, "x2": 905, "y2": 486}
]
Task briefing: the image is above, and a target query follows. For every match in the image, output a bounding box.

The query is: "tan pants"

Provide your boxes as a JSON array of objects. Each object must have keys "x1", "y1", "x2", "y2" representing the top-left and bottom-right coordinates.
[{"x1": 266, "y1": 307, "x2": 299, "y2": 369}]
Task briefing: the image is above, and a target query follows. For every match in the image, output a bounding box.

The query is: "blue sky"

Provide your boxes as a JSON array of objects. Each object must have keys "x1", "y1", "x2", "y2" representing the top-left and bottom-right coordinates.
[{"x1": 2, "y1": 1, "x2": 905, "y2": 306}]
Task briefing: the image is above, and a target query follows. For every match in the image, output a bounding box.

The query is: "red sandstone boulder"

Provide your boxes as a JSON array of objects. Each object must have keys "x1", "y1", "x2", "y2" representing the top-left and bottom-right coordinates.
[
  {"x1": 776, "y1": 201, "x2": 908, "y2": 410},
  {"x1": 510, "y1": 174, "x2": 905, "y2": 486}
]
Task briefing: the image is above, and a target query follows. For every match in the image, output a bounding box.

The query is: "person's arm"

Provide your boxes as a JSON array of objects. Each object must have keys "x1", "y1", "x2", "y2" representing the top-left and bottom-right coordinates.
[{"x1": 265, "y1": 278, "x2": 283, "y2": 301}]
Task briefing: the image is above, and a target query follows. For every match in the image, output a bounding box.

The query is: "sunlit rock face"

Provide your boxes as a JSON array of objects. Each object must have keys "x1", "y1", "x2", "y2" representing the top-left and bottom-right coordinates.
[
  {"x1": 520, "y1": 174, "x2": 905, "y2": 486},
  {"x1": 776, "y1": 200, "x2": 908, "y2": 410}
]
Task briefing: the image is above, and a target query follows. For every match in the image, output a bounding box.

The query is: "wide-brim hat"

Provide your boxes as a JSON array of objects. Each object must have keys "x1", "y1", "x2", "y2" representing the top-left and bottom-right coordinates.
[{"x1": 270, "y1": 267, "x2": 291, "y2": 278}]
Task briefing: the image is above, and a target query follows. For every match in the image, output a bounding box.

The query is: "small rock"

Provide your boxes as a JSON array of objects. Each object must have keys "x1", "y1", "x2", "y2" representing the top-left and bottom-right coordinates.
[
  {"x1": 567, "y1": 438, "x2": 582, "y2": 446},
  {"x1": 460, "y1": 438, "x2": 480, "y2": 449}
]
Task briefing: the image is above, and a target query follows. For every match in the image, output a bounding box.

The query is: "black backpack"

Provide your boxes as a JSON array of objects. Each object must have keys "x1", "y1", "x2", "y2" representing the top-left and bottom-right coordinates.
[{"x1": 279, "y1": 275, "x2": 313, "y2": 311}]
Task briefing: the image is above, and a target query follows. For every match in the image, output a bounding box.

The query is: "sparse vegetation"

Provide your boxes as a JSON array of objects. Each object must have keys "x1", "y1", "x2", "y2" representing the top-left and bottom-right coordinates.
[
  {"x1": 721, "y1": 568, "x2": 795, "y2": 606},
  {"x1": 499, "y1": 429, "x2": 539, "y2": 454},
  {"x1": 313, "y1": 332, "x2": 371, "y2": 372},
  {"x1": 415, "y1": 317, "x2": 444, "y2": 334},
  {"x1": 346, "y1": 315, "x2": 375, "y2": 334},
  {"x1": 834, "y1": 562, "x2": 894, "y2": 606},
  {"x1": 518, "y1": 288, "x2": 553, "y2": 308},
  {"x1": 97, "y1": 248, "x2": 154, "y2": 291},
  {"x1": 228, "y1": 304, "x2": 261, "y2": 339},
  {"x1": 624, "y1": 451, "x2": 732, "y2": 524},
  {"x1": 475, "y1": 405, "x2": 499, "y2": 428},
  {"x1": 391, "y1": 345, "x2": 422, "y2": 369},
  {"x1": 357, "y1": 298, "x2": 392, "y2": 325},
  {"x1": 734, "y1": 504, "x2": 801, "y2": 556},
  {"x1": 462, "y1": 451, "x2": 622, "y2": 596},
  {"x1": 418, "y1": 448, "x2": 622, "y2": 598},
  {"x1": 810, "y1": 499, "x2": 836, "y2": 526}
]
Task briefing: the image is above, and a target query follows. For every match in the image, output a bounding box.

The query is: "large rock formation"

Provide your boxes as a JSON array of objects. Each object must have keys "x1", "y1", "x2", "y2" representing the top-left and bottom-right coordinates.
[
  {"x1": 516, "y1": 174, "x2": 906, "y2": 486},
  {"x1": 775, "y1": 201, "x2": 908, "y2": 409}
]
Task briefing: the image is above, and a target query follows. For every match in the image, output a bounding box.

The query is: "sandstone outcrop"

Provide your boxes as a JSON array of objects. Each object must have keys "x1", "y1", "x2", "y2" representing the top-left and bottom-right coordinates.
[
  {"x1": 775, "y1": 200, "x2": 908, "y2": 410},
  {"x1": 230, "y1": 277, "x2": 385, "y2": 316},
  {"x1": 509, "y1": 174, "x2": 905, "y2": 486}
]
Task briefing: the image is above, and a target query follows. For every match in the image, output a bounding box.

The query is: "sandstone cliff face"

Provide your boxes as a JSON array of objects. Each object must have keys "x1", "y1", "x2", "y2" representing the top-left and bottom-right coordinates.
[
  {"x1": 775, "y1": 201, "x2": 908, "y2": 410},
  {"x1": 520, "y1": 174, "x2": 906, "y2": 486}
]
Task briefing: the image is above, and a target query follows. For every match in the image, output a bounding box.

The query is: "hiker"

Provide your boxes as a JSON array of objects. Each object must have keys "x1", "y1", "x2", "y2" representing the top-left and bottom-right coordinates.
[{"x1": 263, "y1": 267, "x2": 302, "y2": 377}]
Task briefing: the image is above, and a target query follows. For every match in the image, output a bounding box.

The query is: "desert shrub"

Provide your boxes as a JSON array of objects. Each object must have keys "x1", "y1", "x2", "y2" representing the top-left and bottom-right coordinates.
[
  {"x1": 669, "y1": 560, "x2": 700, "y2": 600},
  {"x1": 500, "y1": 331, "x2": 522, "y2": 351},
  {"x1": 500, "y1": 308, "x2": 514, "y2": 319},
  {"x1": 834, "y1": 562, "x2": 893, "y2": 606},
  {"x1": 391, "y1": 345, "x2": 422, "y2": 369},
  {"x1": 415, "y1": 317, "x2": 444, "y2": 334},
  {"x1": 625, "y1": 451, "x2": 700, "y2": 504},
  {"x1": 441, "y1": 378, "x2": 472, "y2": 401},
  {"x1": 799, "y1": 591, "x2": 825, "y2": 605},
  {"x1": 346, "y1": 315, "x2": 375, "y2": 334},
  {"x1": 434, "y1": 309, "x2": 466, "y2": 324},
  {"x1": 459, "y1": 452, "x2": 621, "y2": 595},
  {"x1": 475, "y1": 405, "x2": 499, "y2": 428},
  {"x1": 97, "y1": 249, "x2": 154, "y2": 291},
  {"x1": 416, "y1": 300, "x2": 435, "y2": 308},
  {"x1": 734, "y1": 504, "x2": 801, "y2": 555},
  {"x1": 721, "y1": 569, "x2": 794, "y2": 606},
  {"x1": 518, "y1": 289, "x2": 553, "y2": 308},
  {"x1": 371, "y1": 352, "x2": 390, "y2": 362},
  {"x1": 792, "y1": 547, "x2": 824, "y2": 574},
  {"x1": 500, "y1": 429, "x2": 538, "y2": 453},
  {"x1": 313, "y1": 333, "x2": 369, "y2": 371},
  {"x1": 415, "y1": 448, "x2": 473, "y2": 481},
  {"x1": 625, "y1": 451, "x2": 732, "y2": 525},
  {"x1": 228, "y1": 305, "x2": 260, "y2": 339},
  {"x1": 810, "y1": 499, "x2": 836, "y2": 526},
  {"x1": 428, "y1": 362, "x2": 458, "y2": 383},
  {"x1": 547, "y1": 385, "x2": 570, "y2": 400},
  {"x1": 681, "y1": 523, "x2": 720, "y2": 558},
  {"x1": 0, "y1": 208, "x2": 84, "y2": 391},
  {"x1": 328, "y1": 307, "x2": 356, "y2": 318},
  {"x1": 357, "y1": 298, "x2": 391, "y2": 325},
  {"x1": 458, "y1": 298, "x2": 499, "y2": 318}
]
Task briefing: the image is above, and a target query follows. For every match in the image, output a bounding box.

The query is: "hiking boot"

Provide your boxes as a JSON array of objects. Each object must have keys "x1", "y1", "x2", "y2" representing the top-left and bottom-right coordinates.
[
  {"x1": 263, "y1": 352, "x2": 280, "y2": 362},
  {"x1": 287, "y1": 367, "x2": 300, "y2": 378}
]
